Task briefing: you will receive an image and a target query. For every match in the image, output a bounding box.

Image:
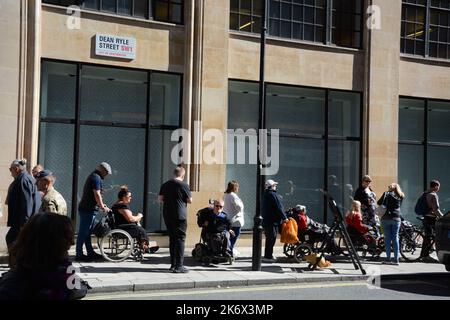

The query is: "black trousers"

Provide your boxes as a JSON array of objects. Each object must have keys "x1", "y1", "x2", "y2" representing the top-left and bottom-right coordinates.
[
  {"x1": 164, "y1": 217, "x2": 187, "y2": 268},
  {"x1": 5, "y1": 227, "x2": 20, "y2": 251},
  {"x1": 420, "y1": 216, "x2": 436, "y2": 258},
  {"x1": 263, "y1": 225, "x2": 278, "y2": 259}
]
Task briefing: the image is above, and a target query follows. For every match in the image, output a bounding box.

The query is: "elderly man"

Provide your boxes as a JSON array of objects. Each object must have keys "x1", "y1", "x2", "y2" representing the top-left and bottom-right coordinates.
[
  {"x1": 200, "y1": 199, "x2": 235, "y2": 257},
  {"x1": 75, "y1": 162, "x2": 112, "y2": 262},
  {"x1": 36, "y1": 170, "x2": 67, "y2": 215},
  {"x1": 5, "y1": 159, "x2": 41, "y2": 249}
]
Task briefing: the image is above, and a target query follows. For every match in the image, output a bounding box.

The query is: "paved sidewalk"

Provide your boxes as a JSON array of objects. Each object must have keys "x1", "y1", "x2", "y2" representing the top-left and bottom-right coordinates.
[{"x1": 67, "y1": 247, "x2": 447, "y2": 294}]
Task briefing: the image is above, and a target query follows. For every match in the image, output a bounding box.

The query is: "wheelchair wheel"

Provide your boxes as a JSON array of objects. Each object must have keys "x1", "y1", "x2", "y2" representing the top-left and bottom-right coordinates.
[
  {"x1": 283, "y1": 243, "x2": 297, "y2": 258},
  {"x1": 294, "y1": 244, "x2": 312, "y2": 263},
  {"x1": 99, "y1": 229, "x2": 134, "y2": 262}
]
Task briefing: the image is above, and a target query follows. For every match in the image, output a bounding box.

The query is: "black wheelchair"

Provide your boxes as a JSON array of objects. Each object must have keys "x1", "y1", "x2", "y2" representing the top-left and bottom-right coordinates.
[{"x1": 93, "y1": 211, "x2": 147, "y2": 262}]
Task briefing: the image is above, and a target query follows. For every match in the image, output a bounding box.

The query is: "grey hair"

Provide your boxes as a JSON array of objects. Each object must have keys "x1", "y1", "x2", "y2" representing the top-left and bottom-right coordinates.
[{"x1": 11, "y1": 159, "x2": 27, "y2": 171}]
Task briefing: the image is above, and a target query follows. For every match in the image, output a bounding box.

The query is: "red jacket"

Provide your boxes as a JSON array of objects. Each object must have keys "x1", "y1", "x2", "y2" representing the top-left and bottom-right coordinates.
[{"x1": 345, "y1": 211, "x2": 368, "y2": 234}]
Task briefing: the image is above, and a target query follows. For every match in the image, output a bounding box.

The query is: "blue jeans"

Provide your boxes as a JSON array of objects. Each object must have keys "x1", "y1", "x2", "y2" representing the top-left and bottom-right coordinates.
[
  {"x1": 76, "y1": 210, "x2": 97, "y2": 257},
  {"x1": 382, "y1": 219, "x2": 401, "y2": 262},
  {"x1": 230, "y1": 226, "x2": 241, "y2": 251}
]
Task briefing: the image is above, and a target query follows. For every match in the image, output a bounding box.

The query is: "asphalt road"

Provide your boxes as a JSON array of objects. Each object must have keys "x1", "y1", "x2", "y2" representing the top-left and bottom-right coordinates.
[{"x1": 85, "y1": 274, "x2": 450, "y2": 300}]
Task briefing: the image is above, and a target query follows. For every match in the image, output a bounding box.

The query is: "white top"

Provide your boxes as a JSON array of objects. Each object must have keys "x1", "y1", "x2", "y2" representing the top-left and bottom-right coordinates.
[{"x1": 223, "y1": 192, "x2": 245, "y2": 228}]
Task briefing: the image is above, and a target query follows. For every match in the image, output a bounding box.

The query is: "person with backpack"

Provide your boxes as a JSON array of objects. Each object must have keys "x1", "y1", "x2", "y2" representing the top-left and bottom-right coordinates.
[
  {"x1": 378, "y1": 183, "x2": 405, "y2": 265},
  {"x1": 415, "y1": 180, "x2": 443, "y2": 261}
]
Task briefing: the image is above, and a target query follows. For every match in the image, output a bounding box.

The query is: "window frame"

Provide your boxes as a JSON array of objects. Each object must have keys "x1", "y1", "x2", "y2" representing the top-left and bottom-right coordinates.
[{"x1": 39, "y1": 58, "x2": 183, "y2": 232}]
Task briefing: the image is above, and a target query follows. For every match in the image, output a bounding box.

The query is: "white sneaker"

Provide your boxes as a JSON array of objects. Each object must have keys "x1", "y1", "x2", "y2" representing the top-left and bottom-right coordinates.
[{"x1": 233, "y1": 249, "x2": 240, "y2": 257}]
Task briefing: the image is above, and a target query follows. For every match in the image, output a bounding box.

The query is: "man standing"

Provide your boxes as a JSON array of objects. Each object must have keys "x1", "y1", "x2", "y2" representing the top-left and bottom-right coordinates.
[
  {"x1": 419, "y1": 180, "x2": 443, "y2": 261},
  {"x1": 354, "y1": 175, "x2": 379, "y2": 236},
  {"x1": 5, "y1": 159, "x2": 41, "y2": 249},
  {"x1": 36, "y1": 170, "x2": 67, "y2": 215},
  {"x1": 75, "y1": 162, "x2": 112, "y2": 262},
  {"x1": 262, "y1": 179, "x2": 288, "y2": 263},
  {"x1": 158, "y1": 166, "x2": 192, "y2": 273}
]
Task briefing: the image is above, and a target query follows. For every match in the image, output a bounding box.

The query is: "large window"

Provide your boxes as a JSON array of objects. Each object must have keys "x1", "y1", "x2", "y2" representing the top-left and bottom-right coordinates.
[
  {"x1": 399, "y1": 98, "x2": 450, "y2": 222},
  {"x1": 230, "y1": 0, "x2": 363, "y2": 49},
  {"x1": 43, "y1": 0, "x2": 183, "y2": 24},
  {"x1": 39, "y1": 60, "x2": 182, "y2": 232},
  {"x1": 401, "y1": 0, "x2": 450, "y2": 59},
  {"x1": 227, "y1": 80, "x2": 362, "y2": 228}
]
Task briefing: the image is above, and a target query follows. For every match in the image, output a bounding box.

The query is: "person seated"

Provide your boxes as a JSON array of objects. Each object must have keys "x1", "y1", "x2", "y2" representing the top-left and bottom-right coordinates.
[
  {"x1": 198, "y1": 199, "x2": 235, "y2": 257},
  {"x1": 345, "y1": 200, "x2": 377, "y2": 247},
  {"x1": 292, "y1": 205, "x2": 341, "y2": 255},
  {"x1": 0, "y1": 213, "x2": 89, "y2": 300},
  {"x1": 111, "y1": 186, "x2": 159, "y2": 254}
]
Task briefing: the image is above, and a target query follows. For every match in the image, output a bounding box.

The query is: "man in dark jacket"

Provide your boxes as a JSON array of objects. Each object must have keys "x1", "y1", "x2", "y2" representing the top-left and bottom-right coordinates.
[
  {"x1": 262, "y1": 179, "x2": 288, "y2": 262},
  {"x1": 354, "y1": 175, "x2": 379, "y2": 236},
  {"x1": 6, "y1": 159, "x2": 41, "y2": 249}
]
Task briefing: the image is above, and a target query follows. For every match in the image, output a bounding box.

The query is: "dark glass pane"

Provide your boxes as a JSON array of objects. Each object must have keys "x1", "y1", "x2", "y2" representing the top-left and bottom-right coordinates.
[
  {"x1": 270, "y1": 0, "x2": 280, "y2": 18},
  {"x1": 315, "y1": 26, "x2": 323, "y2": 42},
  {"x1": 170, "y1": 3, "x2": 183, "y2": 23},
  {"x1": 80, "y1": 66, "x2": 147, "y2": 124},
  {"x1": 154, "y1": 1, "x2": 169, "y2": 21},
  {"x1": 305, "y1": 0, "x2": 314, "y2": 5},
  {"x1": 439, "y1": 28, "x2": 448, "y2": 42},
  {"x1": 428, "y1": 146, "x2": 450, "y2": 213},
  {"x1": 429, "y1": 42, "x2": 438, "y2": 56},
  {"x1": 150, "y1": 72, "x2": 181, "y2": 126},
  {"x1": 269, "y1": 18, "x2": 280, "y2": 36},
  {"x1": 354, "y1": 14, "x2": 361, "y2": 31},
  {"x1": 118, "y1": 0, "x2": 132, "y2": 15},
  {"x1": 133, "y1": 0, "x2": 148, "y2": 18},
  {"x1": 430, "y1": 10, "x2": 439, "y2": 25},
  {"x1": 438, "y1": 43, "x2": 447, "y2": 57},
  {"x1": 293, "y1": 22, "x2": 303, "y2": 39},
  {"x1": 41, "y1": 61, "x2": 77, "y2": 119},
  {"x1": 415, "y1": 40, "x2": 425, "y2": 55},
  {"x1": 268, "y1": 137, "x2": 325, "y2": 222},
  {"x1": 228, "y1": 81, "x2": 259, "y2": 130},
  {"x1": 83, "y1": 0, "x2": 99, "y2": 10},
  {"x1": 315, "y1": 8, "x2": 324, "y2": 25},
  {"x1": 266, "y1": 84, "x2": 325, "y2": 135},
  {"x1": 253, "y1": 0, "x2": 263, "y2": 16},
  {"x1": 240, "y1": 14, "x2": 252, "y2": 32},
  {"x1": 329, "y1": 91, "x2": 361, "y2": 137},
  {"x1": 253, "y1": 16, "x2": 262, "y2": 33},
  {"x1": 399, "y1": 98, "x2": 424, "y2": 141},
  {"x1": 281, "y1": 21, "x2": 291, "y2": 37},
  {"x1": 405, "y1": 39, "x2": 415, "y2": 53},
  {"x1": 281, "y1": 2, "x2": 292, "y2": 19},
  {"x1": 241, "y1": 0, "x2": 252, "y2": 14},
  {"x1": 430, "y1": 27, "x2": 438, "y2": 41},
  {"x1": 293, "y1": 4, "x2": 303, "y2": 22},
  {"x1": 352, "y1": 32, "x2": 361, "y2": 48},
  {"x1": 101, "y1": 0, "x2": 116, "y2": 12},
  {"x1": 342, "y1": 13, "x2": 352, "y2": 30},
  {"x1": 78, "y1": 125, "x2": 146, "y2": 219},
  {"x1": 429, "y1": 101, "x2": 450, "y2": 143},
  {"x1": 38, "y1": 123, "x2": 75, "y2": 217},
  {"x1": 230, "y1": 0, "x2": 239, "y2": 12},
  {"x1": 305, "y1": 6, "x2": 314, "y2": 23},
  {"x1": 230, "y1": 13, "x2": 239, "y2": 30},
  {"x1": 398, "y1": 144, "x2": 424, "y2": 222},
  {"x1": 304, "y1": 24, "x2": 314, "y2": 40},
  {"x1": 328, "y1": 140, "x2": 360, "y2": 220}
]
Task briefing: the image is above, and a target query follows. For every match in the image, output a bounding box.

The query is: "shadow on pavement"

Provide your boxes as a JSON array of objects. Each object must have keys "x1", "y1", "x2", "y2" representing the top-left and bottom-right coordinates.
[{"x1": 380, "y1": 274, "x2": 450, "y2": 297}]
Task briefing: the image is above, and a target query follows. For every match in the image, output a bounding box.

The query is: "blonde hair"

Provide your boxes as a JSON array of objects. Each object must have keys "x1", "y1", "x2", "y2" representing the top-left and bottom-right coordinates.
[
  {"x1": 388, "y1": 183, "x2": 405, "y2": 199},
  {"x1": 351, "y1": 200, "x2": 361, "y2": 213}
]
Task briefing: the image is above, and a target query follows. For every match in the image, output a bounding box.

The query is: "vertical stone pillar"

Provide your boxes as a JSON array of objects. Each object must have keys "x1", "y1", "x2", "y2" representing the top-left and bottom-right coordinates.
[
  {"x1": 365, "y1": 0, "x2": 401, "y2": 196},
  {"x1": 186, "y1": 0, "x2": 229, "y2": 244}
]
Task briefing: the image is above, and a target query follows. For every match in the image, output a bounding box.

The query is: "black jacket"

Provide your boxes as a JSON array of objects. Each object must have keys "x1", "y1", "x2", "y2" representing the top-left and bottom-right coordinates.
[
  {"x1": 6, "y1": 172, "x2": 41, "y2": 228},
  {"x1": 378, "y1": 191, "x2": 403, "y2": 219},
  {"x1": 262, "y1": 189, "x2": 287, "y2": 227},
  {"x1": 354, "y1": 186, "x2": 376, "y2": 209},
  {"x1": 198, "y1": 208, "x2": 231, "y2": 234}
]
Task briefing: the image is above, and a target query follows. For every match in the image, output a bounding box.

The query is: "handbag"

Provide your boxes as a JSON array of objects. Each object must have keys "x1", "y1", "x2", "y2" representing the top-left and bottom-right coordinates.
[
  {"x1": 281, "y1": 218, "x2": 298, "y2": 244},
  {"x1": 375, "y1": 193, "x2": 388, "y2": 218}
]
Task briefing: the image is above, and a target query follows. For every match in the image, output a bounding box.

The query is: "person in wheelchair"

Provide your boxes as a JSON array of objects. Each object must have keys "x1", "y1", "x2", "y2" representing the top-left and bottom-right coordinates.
[
  {"x1": 111, "y1": 186, "x2": 159, "y2": 254},
  {"x1": 198, "y1": 199, "x2": 235, "y2": 258},
  {"x1": 292, "y1": 205, "x2": 342, "y2": 255},
  {"x1": 345, "y1": 200, "x2": 377, "y2": 250}
]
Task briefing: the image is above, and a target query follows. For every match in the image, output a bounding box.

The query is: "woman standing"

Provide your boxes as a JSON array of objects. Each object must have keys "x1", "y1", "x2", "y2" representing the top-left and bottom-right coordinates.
[
  {"x1": 223, "y1": 181, "x2": 244, "y2": 256},
  {"x1": 378, "y1": 183, "x2": 405, "y2": 265}
]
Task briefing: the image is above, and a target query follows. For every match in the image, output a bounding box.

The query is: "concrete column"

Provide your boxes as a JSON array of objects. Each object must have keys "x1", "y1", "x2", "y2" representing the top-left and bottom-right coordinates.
[{"x1": 365, "y1": 0, "x2": 401, "y2": 196}]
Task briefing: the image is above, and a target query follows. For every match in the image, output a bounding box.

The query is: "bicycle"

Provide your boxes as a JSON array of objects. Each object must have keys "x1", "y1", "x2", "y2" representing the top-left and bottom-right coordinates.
[{"x1": 399, "y1": 217, "x2": 435, "y2": 262}]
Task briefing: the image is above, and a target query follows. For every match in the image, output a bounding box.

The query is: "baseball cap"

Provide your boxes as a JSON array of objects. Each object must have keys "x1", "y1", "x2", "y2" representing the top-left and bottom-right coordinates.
[
  {"x1": 36, "y1": 169, "x2": 53, "y2": 180},
  {"x1": 295, "y1": 205, "x2": 306, "y2": 212},
  {"x1": 99, "y1": 162, "x2": 112, "y2": 175},
  {"x1": 265, "y1": 179, "x2": 278, "y2": 189}
]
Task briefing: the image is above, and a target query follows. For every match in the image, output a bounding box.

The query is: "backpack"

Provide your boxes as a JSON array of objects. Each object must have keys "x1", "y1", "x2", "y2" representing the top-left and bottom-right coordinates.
[
  {"x1": 196, "y1": 207, "x2": 212, "y2": 228},
  {"x1": 414, "y1": 192, "x2": 430, "y2": 216},
  {"x1": 92, "y1": 214, "x2": 112, "y2": 237}
]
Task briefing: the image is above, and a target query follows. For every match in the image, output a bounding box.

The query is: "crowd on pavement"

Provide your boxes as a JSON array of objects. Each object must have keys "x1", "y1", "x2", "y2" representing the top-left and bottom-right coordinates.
[{"x1": 0, "y1": 158, "x2": 445, "y2": 299}]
